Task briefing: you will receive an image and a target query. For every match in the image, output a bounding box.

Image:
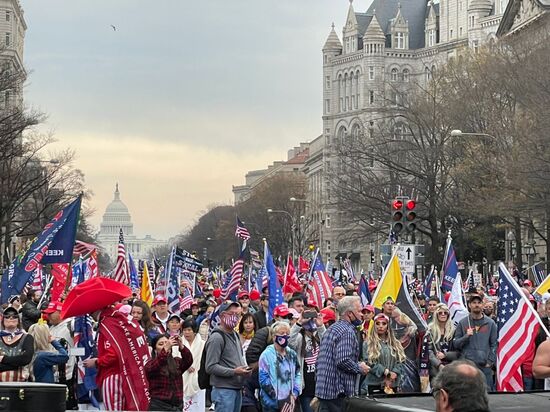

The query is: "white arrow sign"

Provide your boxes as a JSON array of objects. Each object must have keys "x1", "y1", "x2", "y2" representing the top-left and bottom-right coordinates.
[{"x1": 393, "y1": 245, "x2": 416, "y2": 276}]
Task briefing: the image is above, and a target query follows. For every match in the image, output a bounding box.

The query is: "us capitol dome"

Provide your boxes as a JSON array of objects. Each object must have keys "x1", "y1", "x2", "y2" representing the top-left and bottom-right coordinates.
[{"x1": 97, "y1": 184, "x2": 166, "y2": 261}]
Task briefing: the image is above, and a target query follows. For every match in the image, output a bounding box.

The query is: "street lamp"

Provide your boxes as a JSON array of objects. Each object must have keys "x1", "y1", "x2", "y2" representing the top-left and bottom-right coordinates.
[
  {"x1": 267, "y1": 208, "x2": 296, "y2": 260},
  {"x1": 450, "y1": 129, "x2": 496, "y2": 140}
]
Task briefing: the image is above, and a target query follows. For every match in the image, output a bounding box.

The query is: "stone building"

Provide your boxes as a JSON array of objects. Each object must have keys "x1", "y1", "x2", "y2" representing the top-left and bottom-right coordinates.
[{"x1": 305, "y1": 0, "x2": 549, "y2": 271}]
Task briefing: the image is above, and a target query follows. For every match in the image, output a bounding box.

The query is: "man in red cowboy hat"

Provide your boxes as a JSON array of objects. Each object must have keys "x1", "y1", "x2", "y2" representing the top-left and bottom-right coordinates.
[{"x1": 63, "y1": 277, "x2": 149, "y2": 411}]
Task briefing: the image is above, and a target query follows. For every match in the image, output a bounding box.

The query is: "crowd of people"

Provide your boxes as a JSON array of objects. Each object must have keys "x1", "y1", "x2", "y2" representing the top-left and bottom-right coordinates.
[{"x1": 0, "y1": 273, "x2": 549, "y2": 412}]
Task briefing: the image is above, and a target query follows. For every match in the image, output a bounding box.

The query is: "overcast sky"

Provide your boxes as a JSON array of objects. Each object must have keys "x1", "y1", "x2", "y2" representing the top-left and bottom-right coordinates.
[{"x1": 22, "y1": 0, "x2": 373, "y2": 240}]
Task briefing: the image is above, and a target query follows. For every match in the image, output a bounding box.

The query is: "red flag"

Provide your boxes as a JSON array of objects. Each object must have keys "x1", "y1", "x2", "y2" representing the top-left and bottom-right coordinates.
[
  {"x1": 283, "y1": 255, "x2": 301, "y2": 294},
  {"x1": 298, "y1": 256, "x2": 310, "y2": 274},
  {"x1": 51, "y1": 263, "x2": 70, "y2": 302}
]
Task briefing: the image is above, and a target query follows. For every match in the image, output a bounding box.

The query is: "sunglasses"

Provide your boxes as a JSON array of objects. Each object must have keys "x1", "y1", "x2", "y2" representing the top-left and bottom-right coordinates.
[
  {"x1": 4, "y1": 314, "x2": 18, "y2": 320},
  {"x1": 438, "y1": 312, "x2": 449, "y2": 316}
]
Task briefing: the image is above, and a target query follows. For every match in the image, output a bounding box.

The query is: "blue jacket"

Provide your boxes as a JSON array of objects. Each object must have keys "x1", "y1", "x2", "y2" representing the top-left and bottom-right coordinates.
[
  {"x1": 258, "y1": 345, "x2": 301, "y2": 411},
  {"x1": 33, "y1": 340, "x2": 69, "y2": 383}
]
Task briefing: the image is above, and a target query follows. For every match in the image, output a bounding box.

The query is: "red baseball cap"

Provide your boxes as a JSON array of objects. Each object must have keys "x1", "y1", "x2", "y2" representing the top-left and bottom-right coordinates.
[
  {"x1": 249, "y1": 290, "x2": 261, "y2": 301},
  {"x1": 43, "y1": 300, "x2": 63, "y2": 314},
  {"x1": 320, "y1": 307, "x2": 336, "y2": 324},
  {"x1": 362, "y1": 304, "x2": 375, "y2": 313},
  {"x1": 273, "y1": 304, "x2": 290, "y2": 317},
  {"x1": 152, "y1": 295, "x2": 167, "y2": 306},
  {"x1": 238, "y1": 291, "x2": 250, "y2": 299},
  {"x1": 523, "y1": 280, "x2": 533, "y2": 287}
]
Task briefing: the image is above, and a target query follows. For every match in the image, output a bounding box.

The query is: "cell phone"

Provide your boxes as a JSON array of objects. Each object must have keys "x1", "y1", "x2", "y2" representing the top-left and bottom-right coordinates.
[{"x1": 303, "y1": 312, "x2": 317, "y2": 319}]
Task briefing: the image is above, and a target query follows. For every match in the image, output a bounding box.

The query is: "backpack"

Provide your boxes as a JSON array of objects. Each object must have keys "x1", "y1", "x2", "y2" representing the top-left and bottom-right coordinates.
[{"x1": 198, "y1": 330, "x2": 226, "y2": 390}]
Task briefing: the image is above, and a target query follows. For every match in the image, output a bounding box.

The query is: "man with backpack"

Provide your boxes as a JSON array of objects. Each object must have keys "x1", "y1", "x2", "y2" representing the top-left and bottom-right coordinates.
[{"x1": 204, "y1": 301, "x2": 251, "y2": 412}]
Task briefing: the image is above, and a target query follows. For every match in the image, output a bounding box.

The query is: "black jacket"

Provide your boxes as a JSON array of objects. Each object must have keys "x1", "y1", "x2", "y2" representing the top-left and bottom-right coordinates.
[
  {"x1": 253, "y1": 308, "x2": 268, "y2": 330},
  {"x1": 21, "y1": 300, "x2": 41, "y2": 331}
]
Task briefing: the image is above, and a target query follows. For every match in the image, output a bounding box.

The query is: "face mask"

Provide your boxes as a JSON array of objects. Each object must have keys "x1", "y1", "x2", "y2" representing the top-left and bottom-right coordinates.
[
  {"x1": 222, "y1": 314, "x2": 239, "y2": 329},
  {"x1": 275, "y1": 335, "x2": 290, "y2": 348},
  {"x1": 303, "y1": 320, "x2": 317, "y2": 331},
  {"x1": 350, "y1": 312, "x2": 363, "y2": 327}
]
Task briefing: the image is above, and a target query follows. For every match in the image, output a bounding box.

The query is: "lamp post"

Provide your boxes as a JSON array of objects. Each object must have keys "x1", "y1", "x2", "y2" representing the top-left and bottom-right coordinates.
[
  {"x1": 267, "y1": 208, "x2": 295, "y2": 260},
  {"x1": 290, "y1": 197, "x2": 323, "y2": 256}
]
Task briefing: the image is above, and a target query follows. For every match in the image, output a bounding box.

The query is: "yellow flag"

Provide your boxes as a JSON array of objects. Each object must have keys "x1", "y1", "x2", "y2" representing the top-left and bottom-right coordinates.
[
  {"x1": 535, "y1": 273, "x2": 550, "y2": 297},
  {"x1": 140, "y1": 262, "x2": 153, "y2": 306},
  {"x1": 371, "y1": 254, "x2": 403, "y2": 309}
]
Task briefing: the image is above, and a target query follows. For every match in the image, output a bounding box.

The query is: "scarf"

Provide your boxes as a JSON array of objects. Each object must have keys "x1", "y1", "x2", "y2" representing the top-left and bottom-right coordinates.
[
  {"x1": 100, "y1": 308, "x2": 150, "y2": 411},
  {"x1": 241, "y1": 330, "x2": 255, "y2": 340},
  {"x1": 0, "y1": 329, "x2": 23, "y2": 340}
]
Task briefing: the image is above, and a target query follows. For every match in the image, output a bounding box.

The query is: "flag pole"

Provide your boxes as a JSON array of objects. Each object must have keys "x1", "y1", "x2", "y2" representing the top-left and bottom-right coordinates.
[{"x1": 37, "y1": 272, "x2": 54, "y2": 308}]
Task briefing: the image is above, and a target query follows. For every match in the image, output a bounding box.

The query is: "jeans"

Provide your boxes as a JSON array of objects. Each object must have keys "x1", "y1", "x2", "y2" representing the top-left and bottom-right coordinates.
[
  {"x1": 318, "y1": 398, "x2": 344, "y2": 412},
  {"x1": 480, "y1": 367, "x2": 495, "y2": 391},
  {"x1": 299, "y1": 395, "x2": 314, "y2": 412},
  {"x1": 211, "y1": 387, "x2": 241, "y2": 412}
]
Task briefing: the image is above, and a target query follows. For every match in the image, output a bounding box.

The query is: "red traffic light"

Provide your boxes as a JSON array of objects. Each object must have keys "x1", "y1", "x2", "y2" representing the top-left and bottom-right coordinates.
[
  {"x1": 406, "y1": 200, "x2": 416, "y2": 210},
  {"x1": 392, "y1": 200, "x2": 403, "y2": 210}
]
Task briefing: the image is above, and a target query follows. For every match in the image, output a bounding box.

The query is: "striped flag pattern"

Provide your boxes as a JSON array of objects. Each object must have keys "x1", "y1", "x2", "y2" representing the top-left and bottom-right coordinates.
[
  {"x1": 113, "y1": 229, "x2": 129, "y2": 285},
  {"x1": 31, "y1": 265, "x2": 44, "y2": 292},
  {"x1": 221, "y1": 258, "x2": 244, "y2": 300},
  {"x1": 306, "y1": 251, "x2": 332, "y2": 308},
  {"x1": 496, "y1": 263, "x2": 540, "y2": 392},
  {"x1": 73, "y1": 240, "x2": 97, "y2": 257},
  {"x1": 235, "y1": 216, "x2": 251, "y2": 240},
  {"x1": 179, "y1": 287, "x2": 194, "y2": 312},
  {"x1": 140, "y1": 262, "x2": 153, "y2": 306}
]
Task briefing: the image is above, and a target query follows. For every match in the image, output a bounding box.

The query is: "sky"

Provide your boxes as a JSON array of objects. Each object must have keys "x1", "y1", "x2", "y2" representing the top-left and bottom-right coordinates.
[{"x1": 22, "y1": 0, "x2": 373, "y2": 240}]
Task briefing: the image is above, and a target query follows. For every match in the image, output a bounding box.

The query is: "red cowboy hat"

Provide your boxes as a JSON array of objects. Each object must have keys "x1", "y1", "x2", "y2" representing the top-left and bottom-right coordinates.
[{"x1": 61, "y1": 277, "x2": 132, "y2": 319}]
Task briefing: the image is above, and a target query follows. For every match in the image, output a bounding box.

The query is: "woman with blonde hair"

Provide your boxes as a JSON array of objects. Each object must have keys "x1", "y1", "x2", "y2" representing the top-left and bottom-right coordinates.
[
  {"x1": 360, "y1": 313, "x2": 406, "y2": 395},
  {"x1": 426, "y1": 303, "x2": 458, "y2": 378},
  {"x1": 28, "y1": 322, "x2": 68, "y2": 383}
]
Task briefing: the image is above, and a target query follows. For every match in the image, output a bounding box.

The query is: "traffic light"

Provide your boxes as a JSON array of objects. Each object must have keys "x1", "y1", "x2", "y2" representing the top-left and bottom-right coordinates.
[
  {"x1": 405, "y1": 199, "x2": 417, "y2": 232},
  {"x1": 391, "y1": 199, "x2": 404, "y2": 234},
  {"x1": 370, "y1": 249, "x2": 375, "y2": 263}
]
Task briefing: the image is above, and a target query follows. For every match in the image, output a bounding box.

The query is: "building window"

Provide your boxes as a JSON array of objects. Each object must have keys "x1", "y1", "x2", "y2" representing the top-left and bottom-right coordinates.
[
  {"x1": 326, "y1": 240, "x2": 331, "y2": 253},
  {"x1": 5, "y1": 33, "x2": 10, "y2": 46},
  {"x1": 325, "y1": 99, "x2": 330, "y2": 113},
  {"x1": 425, "y1": 67, "x2": 431, "y2": 82},
  {"x1": 325, "y1": 76, "x2": 330, "y2": 89},
  {"x1": 450, "y1": 29, "x2": 453, "y2": 38},
  {"x1": 429, "y1": 29, "x2": 435, "y2": 46},
  {"x1": 6, "y1": 11, "x2": 9, "y2": 22},
  {"x1": 368, "y1": 66, "x2": 375, "y2": 80},
  {"x1": 324, "y1": 55, "x2": 328, "y2": 64},
  {"x1": 390, "y1": 68, "x2": 398, "y2": 81},
  {"x1": 403, "y1": 69, "x2": 410, "y2": 82},
  {"x1": 369, "y1": 90, "x2": 375, "y2": 104},
  {"x1": 325, "y1": 214, "x2": 331, "y2": 228},
  {"x1": 396, "y1": 32, "x2": 404, "y2": 49},
  {"x1": 459, "y1": 27, "x2": 463, "y2": 36}
]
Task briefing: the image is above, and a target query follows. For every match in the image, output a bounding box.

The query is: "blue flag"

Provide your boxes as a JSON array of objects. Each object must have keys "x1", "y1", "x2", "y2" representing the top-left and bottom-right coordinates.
[
  {"x1": 423, "y1": 265, "x2": 435, "y2": 297},
  {"x1": 264, "y1": 241, "x2": 283, "y2": 321},
  {"x1": 74, "y1": 315, "x2": 98, "y2": 407},
  {"x1": 10, "y1": 195, "x2": 81, "y2": 294},
  {"x1": 441, "y1": 239, "x2": 459, "y2": 292},
  {"x1": 358, "y1": 275, "x2": 371, "y2": 306},
  {"x1": 128, "y1": 253, "x2": 139, "y2": 290}
]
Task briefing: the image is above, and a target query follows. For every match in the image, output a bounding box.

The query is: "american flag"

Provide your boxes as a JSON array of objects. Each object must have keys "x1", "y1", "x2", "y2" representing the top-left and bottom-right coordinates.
[
  {"x1": 304, "y1": 344, "x2": 320, "y2": 366},
  {"x1": 306, "y1": 251, "x2": 332, "y2": 308},
  {"x1": 179, "y1": 287, "x2": 194, "y2": 312},
  {"x1": 235, "y1": 216, "x2": 251, "y2": 240},
  {"x1": 85, "y1": 250, "x2": 99, "y2": 278},
  {"x1": 113, "y1": 228, "x2": 129, "y2": 285},
  {"x1": 221, "y1": 258, "x2": 244, "y2": 300},
  {"x1": 73, "y1": 240, "x2": 97, "y2": 257},
  {"x1": 496, "y1": 263, "x2": 541, "y2": 392}
]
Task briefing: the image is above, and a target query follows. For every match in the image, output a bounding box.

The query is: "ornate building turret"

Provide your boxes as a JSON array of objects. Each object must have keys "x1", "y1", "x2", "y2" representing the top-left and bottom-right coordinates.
[
  {"x1": 98, "y1": 183, "x2": 134, "y2": 236},
  {"x1": 390, "y1": 3, "x2": 410, "y2": 49},
  {"x1": 343, "y1": 0, "x2": 359, "y2": 53}
]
